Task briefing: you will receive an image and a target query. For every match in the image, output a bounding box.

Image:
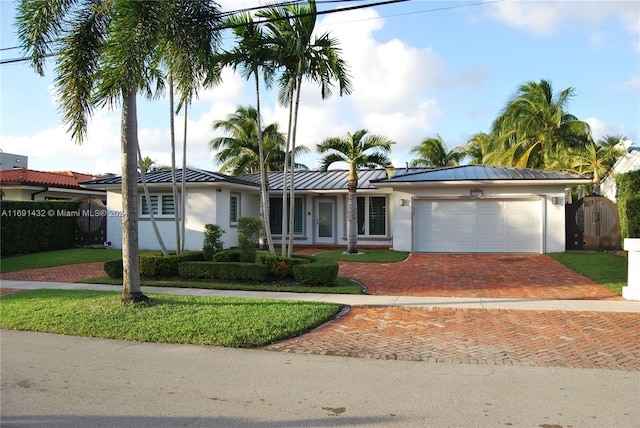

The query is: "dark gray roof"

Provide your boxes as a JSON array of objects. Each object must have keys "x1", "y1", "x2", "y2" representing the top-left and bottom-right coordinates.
[
  {"x1": 81, "y1": 167, "x2": 258, "y2": 187},
  {"x1": 243, "y1": 169, "x2": 421, "y2": 191},
  {"x1": 372, "y1": 165, "x2": 592, "y2": 183}
]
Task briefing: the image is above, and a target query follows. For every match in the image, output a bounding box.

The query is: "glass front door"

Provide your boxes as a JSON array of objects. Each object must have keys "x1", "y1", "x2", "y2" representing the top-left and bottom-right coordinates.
[{"x1": 315, "y1": 199, "x2": 334, "y2": 244}]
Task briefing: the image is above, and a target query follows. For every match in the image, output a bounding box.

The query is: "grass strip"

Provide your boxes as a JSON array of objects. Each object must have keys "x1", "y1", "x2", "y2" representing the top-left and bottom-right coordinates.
[
  {"x1": 0, "y1": 289, "x2": 343, "y2": 347},
  {"x1": 1, "y1": 248, "x2": 123, "y2": 273},
  {"x1": 549, "y1": 252, "x2": 627, "y2": 294},
  {"x1": 313, "y1": 249, "x2": 409, "y2": 262},
  {"x1": 79, "y1": 276, "x2": 364, "y2": 294}
]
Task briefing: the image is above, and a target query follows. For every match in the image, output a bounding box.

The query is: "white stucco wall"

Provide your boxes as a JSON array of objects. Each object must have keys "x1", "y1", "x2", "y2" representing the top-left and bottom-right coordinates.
[
  {"x1": 105, "y1": 186, "x2": 261, "y2": 252},
  {"x1": 389, "y1": 184, "x2": 568, "y2": 254}
]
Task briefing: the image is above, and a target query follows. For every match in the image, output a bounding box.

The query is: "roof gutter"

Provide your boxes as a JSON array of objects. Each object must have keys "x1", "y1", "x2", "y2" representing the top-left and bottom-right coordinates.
[{"x1": 31, "y1": 186, "x2": 49, "y2": 200}]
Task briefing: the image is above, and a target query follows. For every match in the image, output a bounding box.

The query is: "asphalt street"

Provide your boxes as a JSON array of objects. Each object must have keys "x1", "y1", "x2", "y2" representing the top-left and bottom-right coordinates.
[{"x1": 2, "y1": 329, "x2": 638, "y2": 427}]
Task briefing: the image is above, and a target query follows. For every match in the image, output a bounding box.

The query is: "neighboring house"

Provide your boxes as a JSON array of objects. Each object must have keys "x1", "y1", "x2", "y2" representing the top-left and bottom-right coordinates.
[
  {"x1": 82, "y1": 165, "x2": 591, "y2": 254},
  {"x1": 0, "y1": 152, "x2": 28, "y2": 170},
  {"x1": 0, "y1": 168, "x2": 106, "y2": 202},
  {"x1": 601, "y1": 147, "x2": 640, "y2": 202}
]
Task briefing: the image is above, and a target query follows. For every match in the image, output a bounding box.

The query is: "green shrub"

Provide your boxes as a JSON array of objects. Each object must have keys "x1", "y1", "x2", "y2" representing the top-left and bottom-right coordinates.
[
  {"x1": 139, "y1": 252, "x2": 205, "y2": 278},
  {"x1": 178, "y1": 261, "x2": 268, "y2": 282},
  {"x1": 213, "y1": 249, "x2": 242, "y2": 262},
  {"x1": 202, "y1": 224, "x2": 225, "y2": 260},
  {"x1": 0, "y1": 200, "x2": 80, "y2": 256},
  {"x1": 621, "y1": 196, "x2": 640, "y2": 238},
  {"x1": 255, "y1": 253, "x2": 311, "y2": 278},
  {"x1": 237, "y1": 217, "x2": 262, "y2": 262},
  {"x1": 104, "y1": 259, "x2": 123, "y2": 279},
  {"x1": 617, "y1": 170, "x2": 640, "y2": 239},
  {"x1": 293, "y1": 259, "x2": 339, "y2": 286}
]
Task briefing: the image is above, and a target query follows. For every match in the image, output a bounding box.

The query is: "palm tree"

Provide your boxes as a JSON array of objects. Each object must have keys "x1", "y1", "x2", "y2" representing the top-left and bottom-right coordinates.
[
  {"x1": 209, "y1": 105, "x2": 309, "y2": 175},
  {"x1": 259, "y1": 0, "x2": 352, "y2": 256},
  {"x1": 218, "y1": 12, "x2": 278, "y2": 254},
  {"x1": 16, "y1": 0, "x2": 222, "y2": 303},
  {"x1": 488, "y1": 79, "x2": 592, "y2": 169},
  {"x1": 462, "y1": 132, "x2": 493, "y2": 165},
  {"x1": 569, "y1": 135, "x2": 627, "y2": 194},
  {"x1": 317, "y1": 130, "x2": 394, "y2": 254},
  {"x1": 410, "y1": 135, "x2": 464, "y2": 167}
]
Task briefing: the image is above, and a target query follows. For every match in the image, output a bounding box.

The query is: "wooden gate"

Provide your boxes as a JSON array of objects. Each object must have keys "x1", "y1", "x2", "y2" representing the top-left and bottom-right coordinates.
[
  {"x1": 566, "y1": 196, "x2": 621, "y2": 251},
  {"x1": 75, "y1": 197, "x2": 107, "y2": 246}
]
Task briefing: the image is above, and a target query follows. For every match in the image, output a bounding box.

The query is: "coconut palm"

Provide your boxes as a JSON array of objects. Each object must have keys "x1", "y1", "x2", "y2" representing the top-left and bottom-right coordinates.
[
  {"x1": 488, "y1": 79, "x2": 591, "y2": 169},
  {"x1": 16, "y1": 0, "x2": 222, "y2": 303},
  {"x1": 259, "y1": 0, "x2": 352, "y2": 256},
  {"x1": 317, "y1": 130, "x2": 394, "y2": 254},
  {"x1": 410, "y1": 135, "x2": 464, "y2": 167},
  {"x1": 209, "y1": 105, "x2": 309, "y2": 176},
  {"x1": 218, "y1": 12, "x2": 278, "y2": 254},
  {"x1": 462, "y1": 132, "x2": 493, "y2": 165},
  {"x1": 569, "y1": 135, "x2": 627, "y2": 194}
]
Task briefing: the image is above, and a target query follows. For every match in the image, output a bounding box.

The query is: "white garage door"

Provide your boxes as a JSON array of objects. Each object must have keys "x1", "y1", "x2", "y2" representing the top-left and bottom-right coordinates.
[{"x1": 413, "y1": 199, "x2": 542, "y2": 253}]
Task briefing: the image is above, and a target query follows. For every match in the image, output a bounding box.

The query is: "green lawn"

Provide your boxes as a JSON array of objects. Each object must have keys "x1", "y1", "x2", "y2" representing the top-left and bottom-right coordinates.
[
  {"x1": 1, "y1": 248, "x2": 123, "y2": 273},
  {"x1": 82, "y1": 276, "x2": 364, "y2": 294},
  {"x1": 0, "y1": 289, "x2": 343, "y2": 347},
  {"x1": 548, "y1": 252, "x2": 628, "y2": 294},
  {"x1": 313, "y1": 249, "x2": 409, "y2": 262}
]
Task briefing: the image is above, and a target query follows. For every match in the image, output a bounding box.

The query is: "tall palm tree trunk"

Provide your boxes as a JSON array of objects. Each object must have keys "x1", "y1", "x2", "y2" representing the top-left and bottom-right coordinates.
[
  {"x1": 169, "y1": 74, "x2": 181, "y2": 253},
  {"x1": 346, "y1": 180, "x2": 358, "y2": 254},
  {"x1": 280, "y1": 86, "x2": 295, "y2": 256},
  {"x1": 287, "y1": 72, "x2": 304, "y2": 257},
  {"x1": 181, "y1": 102, "x2": 188, "y2": 252},
  {"x1": 121, "y1": 90, "x2": 148, "y2": 304},
  {"x1": 137, "y1": 143, "x2": 169, "y2": 256},
  {"x1": 255, "y1": 73, "x2": 275, "y2": 254}
]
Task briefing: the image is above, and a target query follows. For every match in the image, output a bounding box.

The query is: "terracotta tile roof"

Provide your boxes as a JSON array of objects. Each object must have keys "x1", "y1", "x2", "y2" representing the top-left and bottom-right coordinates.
[{"x1": 0, "y1": 168, "x2": 98, "y2": 189}]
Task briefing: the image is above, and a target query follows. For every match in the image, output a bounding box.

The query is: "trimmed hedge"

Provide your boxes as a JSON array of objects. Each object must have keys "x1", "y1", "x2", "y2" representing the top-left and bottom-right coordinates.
[
  {"x1": 255, "y1": 252, "x2": 312, "y2": 278},
  {"x1": 104, "y1": 252, "x2": 205, "y2": 279},
  {"x1": 0, "y1": 200, "x2": 80, "y2": 256},
  {"x1": 139, "y1": 252, "x2": 205, "y2": 278},
  {"x1": 620, "y1": 196, "x2": 640, "y2": 239},
  {"x1": 104, "y1": 259, "x2": 124, "y2": 279},
  {"x1": 293, "y1": 259, "x2": 339, "y2": 286},
  {"x1": 178, "y1": 261, "x2": 268, "y2": 282},
  {"x1": 213, "y1": 249, "x2": 242, "y2": 262},
  {"x1": 617, "y1": 170, "x2": 640, "y2": 239}
]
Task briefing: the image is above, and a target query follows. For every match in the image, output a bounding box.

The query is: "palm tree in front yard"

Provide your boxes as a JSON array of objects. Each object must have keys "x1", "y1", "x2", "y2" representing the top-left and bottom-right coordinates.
[
  {"x1": 16, "y1": 0, "x2": 222, "y2": 304},
  {"x1": 317, "y1": 130, "x2": 394, "y2": 254}
]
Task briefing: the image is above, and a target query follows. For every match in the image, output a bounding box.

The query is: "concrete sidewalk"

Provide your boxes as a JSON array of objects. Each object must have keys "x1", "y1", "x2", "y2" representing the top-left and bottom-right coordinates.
[{"x1": 2, "y1": 279, "x2": 639, "y2": 313}]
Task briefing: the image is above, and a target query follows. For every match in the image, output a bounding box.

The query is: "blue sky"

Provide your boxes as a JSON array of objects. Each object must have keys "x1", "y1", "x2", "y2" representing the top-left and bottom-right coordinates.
[{"x1": 1, "y1": 0, "x2": 638, "y2": 175}]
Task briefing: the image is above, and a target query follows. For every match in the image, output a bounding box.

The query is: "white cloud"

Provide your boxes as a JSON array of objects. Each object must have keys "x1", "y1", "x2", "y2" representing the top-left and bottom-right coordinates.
[
  {"x1": 585, "y1": 116, "x2": 631, "y2": 142},
  {"x1": 484, "y1": 0, "x2": 640, "y2": 39}
]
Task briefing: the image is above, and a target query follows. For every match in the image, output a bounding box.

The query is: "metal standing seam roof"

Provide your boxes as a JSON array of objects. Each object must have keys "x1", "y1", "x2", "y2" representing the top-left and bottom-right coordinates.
[
  {"x1": 242, "y1": 169, "x2": 402, "y2": 191},
  {"x1": 80, "y1": 165, "x2": 591, "y2": 190},
  {"x1": 371, "y1": 165, "x2": 592, "y2": 183},
  {"x1": 80, "y1": 167, "x2": 259, "y2": 187}
]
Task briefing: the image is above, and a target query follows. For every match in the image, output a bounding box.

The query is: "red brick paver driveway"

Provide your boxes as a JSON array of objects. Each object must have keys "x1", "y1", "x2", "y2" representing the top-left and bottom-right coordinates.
[
  {"x1": 2, "y1": 254, "x2": 638, "y2": 370},
  {"x1": 338, "y1": 253, "x2": 623, "y2": 300}
]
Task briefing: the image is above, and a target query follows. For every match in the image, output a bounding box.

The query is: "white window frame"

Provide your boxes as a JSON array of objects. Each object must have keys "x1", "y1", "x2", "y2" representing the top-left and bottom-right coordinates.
[
  {"x1": 356, "y1": 195, "x2": 387, "y2": 237},
  {"x1": 230, "y1": 192, "x2": 240, "y2": 226},
  {"x1": 140, "y1": 194, "x2": 175, "y2": 218}
]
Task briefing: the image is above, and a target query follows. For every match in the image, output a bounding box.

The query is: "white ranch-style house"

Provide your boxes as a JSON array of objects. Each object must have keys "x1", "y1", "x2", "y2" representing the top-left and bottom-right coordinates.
[{"x1": 82, "y1": 165, "x2": 592, "y2": 254}]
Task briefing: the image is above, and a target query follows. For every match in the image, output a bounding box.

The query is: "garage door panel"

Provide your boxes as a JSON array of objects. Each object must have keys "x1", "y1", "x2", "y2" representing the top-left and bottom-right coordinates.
[{"x1": 414, "y1": 199, "x2": 541, "y2": 253}]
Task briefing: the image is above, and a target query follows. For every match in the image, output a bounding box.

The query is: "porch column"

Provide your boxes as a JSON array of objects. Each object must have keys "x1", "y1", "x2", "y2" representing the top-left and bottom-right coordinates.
[{"x1": 622, "y1": 238, "x2": 640, "y2": 301}]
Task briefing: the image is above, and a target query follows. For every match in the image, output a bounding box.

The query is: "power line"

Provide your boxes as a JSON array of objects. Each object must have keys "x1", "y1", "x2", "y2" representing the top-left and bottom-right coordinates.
[{"x1": 0, "y1": 0, "x2": 501, "y2": 66}]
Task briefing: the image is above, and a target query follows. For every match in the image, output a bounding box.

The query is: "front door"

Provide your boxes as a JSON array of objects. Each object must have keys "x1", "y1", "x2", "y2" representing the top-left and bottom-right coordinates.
[{"x1": 315, "y1": 199, "x2": 335, "y2": 244}]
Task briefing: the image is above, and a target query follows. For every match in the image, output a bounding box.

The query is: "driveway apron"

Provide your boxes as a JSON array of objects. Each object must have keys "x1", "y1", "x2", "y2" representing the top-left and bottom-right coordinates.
[{"x1": 337, "y1": 253, "x2": 623, "y2": 300}]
